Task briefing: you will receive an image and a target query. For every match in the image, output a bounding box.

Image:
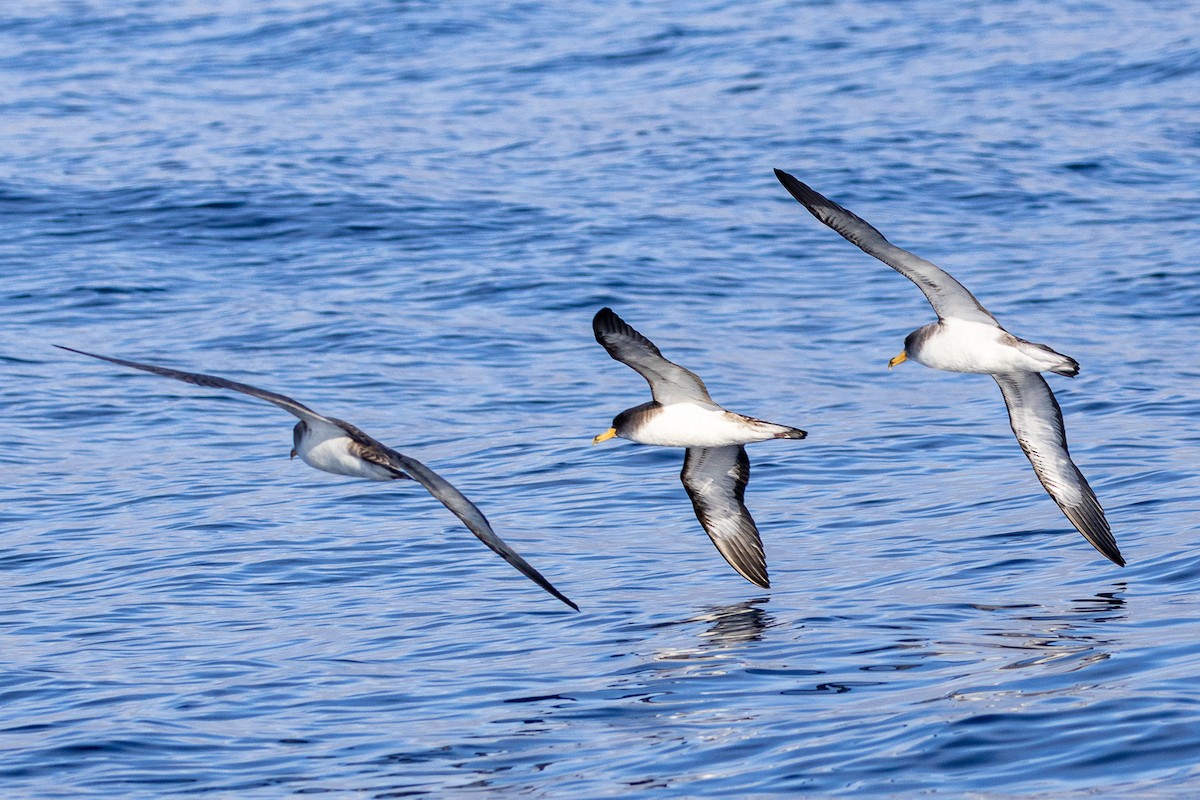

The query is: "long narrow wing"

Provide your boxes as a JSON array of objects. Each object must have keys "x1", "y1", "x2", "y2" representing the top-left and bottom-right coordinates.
[
  {"x1": 992, "y1": 372, "x2": 1124, "y2": 566},
  {"x1": 773, "y1": 169, "x2": 999, "y2": 326},
  {"x1": 681, "y1": 445, "x2": 769, "y2": 588},
  {"x1": 386, "y1": 451, "x2": 579, "y2": 611},
  {"x1": 593, "y1": 307, "x2": 714, "y2": 405},
  {"x1": 54, "y1": 345, "x2": 332, "y2": 425}
]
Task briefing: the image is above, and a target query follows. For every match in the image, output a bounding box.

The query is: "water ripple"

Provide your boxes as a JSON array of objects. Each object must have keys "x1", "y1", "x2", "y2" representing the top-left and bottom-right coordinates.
[{"x1": 2, "y1": 0, "x2": 1199, "y2": 797}]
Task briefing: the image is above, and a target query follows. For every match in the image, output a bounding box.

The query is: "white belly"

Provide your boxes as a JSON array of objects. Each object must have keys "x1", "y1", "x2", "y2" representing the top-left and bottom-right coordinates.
[
  {"x1": 297, "y1": 424, "x2": 396, "y2": 481},
  {"x1": 627, "y1": 403, "x2": 777, "y2": 447},
  {"x1": 913, "y1": 320, "x2": 1045, "y2": 374}
]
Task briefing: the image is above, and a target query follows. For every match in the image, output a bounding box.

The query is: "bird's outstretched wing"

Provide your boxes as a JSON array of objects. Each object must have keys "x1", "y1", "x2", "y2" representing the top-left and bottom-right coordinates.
[
  {"x1": 55, "y1": 345, "x2": 332, "y2": 425},
  {"x1": 593, "y1": 307, "x2": 714, "y2": 405},
  {"x1": 993, "y1": 371, "x2": 1124, "y2": 566},
  {"x1": 57, "y1": 345, "x2": 579, "y2": 606},
  {"x1": 681, "y1": 445, "x2": 769, "y2": 588},
  {"x1": 381, "y1": 448, "x2": 580, "y2": 610},
  {"x1": 773, "y1": 169, "x2": 998, "y2": 326}
]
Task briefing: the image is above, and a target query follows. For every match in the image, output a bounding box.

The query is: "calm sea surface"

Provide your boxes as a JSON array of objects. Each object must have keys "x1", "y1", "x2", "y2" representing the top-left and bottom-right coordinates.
[{"x1": 3, "y1": 1, "x2": 1200, "y2": 796}]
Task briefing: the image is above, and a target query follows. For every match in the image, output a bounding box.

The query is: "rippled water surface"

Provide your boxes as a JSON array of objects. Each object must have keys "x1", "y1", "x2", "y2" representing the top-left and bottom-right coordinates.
[{"x1": 4, "y1": 1, "x2": 1200, "y2": 796}]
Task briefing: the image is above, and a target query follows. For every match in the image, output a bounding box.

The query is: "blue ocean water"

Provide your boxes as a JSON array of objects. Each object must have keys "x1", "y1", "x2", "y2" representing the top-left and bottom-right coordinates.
[{"x1": 3, "y1": 0, "x2": 1200, "y2": 796}]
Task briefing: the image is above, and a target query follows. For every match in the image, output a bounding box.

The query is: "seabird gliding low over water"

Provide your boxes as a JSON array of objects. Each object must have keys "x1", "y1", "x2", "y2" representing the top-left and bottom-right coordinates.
[
  {"x1": 773, "y1": 169, "x2": 1123, "y2": 567},
  {"x1": 54, "y1": 345, "x2": 579, "y2": 610},
  {"x1": 591, "y1": 307, "x2": 807, "y2": 588}
]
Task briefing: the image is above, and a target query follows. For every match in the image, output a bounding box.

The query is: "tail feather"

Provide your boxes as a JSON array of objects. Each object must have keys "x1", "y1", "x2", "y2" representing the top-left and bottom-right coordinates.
[
  {"x1": 734, "y1": 413, "x2": 808, "y2": 441},
  {"x1": 1018, "y1": 338, "x2": 1079, "y2": 377},
  {"x1": 1054, "y1": 356, "x2": 1080, "y2": 378}
]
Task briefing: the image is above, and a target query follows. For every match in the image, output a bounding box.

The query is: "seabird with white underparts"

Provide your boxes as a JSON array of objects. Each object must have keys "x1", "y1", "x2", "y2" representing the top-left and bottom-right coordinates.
[
  {"x1": 55, "y1": 345, "x2": 579, "y2": 610},
  {"x1": 591, "y1": 307, "x2": 807, "y2": 588},
  {"x1": 773, "y1": 169, "x2": 1123, "y2": 567}
]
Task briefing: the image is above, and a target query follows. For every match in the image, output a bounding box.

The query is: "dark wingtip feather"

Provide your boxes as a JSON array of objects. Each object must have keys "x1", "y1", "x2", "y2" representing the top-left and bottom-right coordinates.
[
  {"x1": 773, "y1": 168, "x2": 822, "y2": 209},
  {"x1": 593, "y1": 307, "x2": 642, "y2": 346},
  {"x1": 1063, "y1": 498, "x2": 1124, "y2": 567},
  {"x1": 538, "y1": 575, "x2": 580, "y2": 611},
  {"x1": 776, "y1": 428, "x2": 807, "y2": 440},
  {"x1": 55, "y1": 344, "x2": 98, "y2": 358},
  {"x1": 1092, "y1": 529, "x2": 1126, "y2": 567},
  {"x1": 592, "y1": 307, "x2": 622, "y2": 344},
  {"x1": 1093, "y1": 538, "x2": 1125, "y2": 567},
  {"x1": 773, "y1": 168, "x2": 835, "y2": 213},
  {"x1": 593, "y1": 306, "x2": 617, "y2": 331},
  {"x1": 496, "y1": 557, "x2": 580, "y2": 612},
  {"x1": 592, "y1": 306, "x2": 667, "y2": 366},
  {"x1": 720, "y1": 541, "x2": 770, "y2": 588},
  {"x1": 737, "y1": 551, "x2": 770, "y2": 588}
]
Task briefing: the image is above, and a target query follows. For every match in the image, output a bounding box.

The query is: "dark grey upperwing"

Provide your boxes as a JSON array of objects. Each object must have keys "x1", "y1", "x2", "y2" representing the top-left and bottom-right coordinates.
[
  {"x1": 593, "y1": 307, "x2": 714, "y2": 406},
  {"x1": 384, "y1": 449, "x2": 580, "y2": 611},
  {"x1": 993, "y1": 372, "x2": 1124, "y2": 566},
  {"x1": 55, "y1": 345, "x2": 331, "y2": 425},
  {"x1": 681, "y1": 445, "x2": 769, "y2": 588},
  {"x1": 773, "y1": 169, "x2": 999, "y2": 326}
]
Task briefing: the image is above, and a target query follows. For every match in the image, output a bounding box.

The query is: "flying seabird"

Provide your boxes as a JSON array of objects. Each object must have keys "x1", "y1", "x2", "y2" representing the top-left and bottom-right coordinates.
[
  {"x1": 773, "y1": 169, "x2": 1123, "y2": 566},
  {"x1": 54, "y1": 345, "x2": 579, "y2": 610},
  {"x1": 591, "y1": 307, "x2": 807, "y2": 588}
]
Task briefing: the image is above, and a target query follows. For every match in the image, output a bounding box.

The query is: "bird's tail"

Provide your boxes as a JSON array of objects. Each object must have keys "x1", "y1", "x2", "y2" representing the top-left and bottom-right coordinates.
[
  {"x1": 1017, "y1": 338, "x2": 1080, "y2": 377},
  {"x1": 751, "y1": 418, "x2": 807, "y2": 439}
]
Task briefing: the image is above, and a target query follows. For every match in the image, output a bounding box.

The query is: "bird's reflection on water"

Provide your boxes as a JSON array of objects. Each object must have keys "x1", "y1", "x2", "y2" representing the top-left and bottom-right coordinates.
[
  {"x1": 930, "y1": 585, "x2": 1129, "y2": 702},
  {"x1": 691, "y1": 598, "x2": 776, "y2": 649},
  {"x1": 1068, "y1": 588, "x2": 1126, "y2": 619},
  {"x1": 970, "y1": 585, "x2": 1127, "y2": 650},
  {"x1": 623, "y1": 597, "x2": 777, "y2": 659}
]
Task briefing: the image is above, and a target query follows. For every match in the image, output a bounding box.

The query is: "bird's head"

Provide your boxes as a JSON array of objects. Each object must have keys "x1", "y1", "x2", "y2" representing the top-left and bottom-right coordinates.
[
  {"x1": 592, "y1": 406, "x2": 644, "y2": 445},
  {"x1": 890, "y1": 325, "x2": 934, "y2": 369}
]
